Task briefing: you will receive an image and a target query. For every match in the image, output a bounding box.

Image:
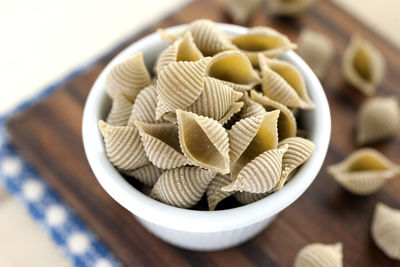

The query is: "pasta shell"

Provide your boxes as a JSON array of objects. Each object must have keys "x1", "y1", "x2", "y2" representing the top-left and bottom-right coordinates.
[
  {"x1": 234, "y1": 191, "x2": 268, "y2": 205},
  {"x1": 135, "y1": 121, "x2": 190, "y2": 169},
  {"x1": 274, "y1": 137, "x2": 315, "y2": 190},
  {"x1": 156, "y1": 57, "x2": 211, "y2": 118},
  {"x1": 106, "y1": 92, "x2": 133, "y2": 126},
  {"x1": 98, "y1": 120, "x2": 149, "y2": 171},
  {"x1": 259, "y1": 54, "x2": 315, "y2": 109},
  {"x1": 157, "y1": 28, "x2": 183, "y2": 44},
  {"x1": 225, "y1": 0, "x2": 262, "y2": 25},
  {"x1": 297, "y1": 28, "x2": 334, "y2": 79},
  {"x1": 222, "y1": 145, "x2": 288, "y2": 193},
  {"x1": 342, "y1": 35, "x2": 385, "y2": 95},
  {"x1": 357, "y1": 96, "x2": 400, "y2": 145},
  {"x1": 240, "y1": 92, "x2": 267, "y2": 119},
  {"x1": 294, "y1": 243, "x2": 343, "y2": 267},
  {"x1": 177, "y1": 110, "x2": 230, "y2": 174},
  {"x1": 231, "y1": 27, "x2": 297, "y2": 66},
  {"x1": 206, "y1": 50, "x2": 261, "y2": 92},
  {"x1": 250, "y1": 90, "x2": 297, "y2": 140},
  {"x1": 187, "y1": 19, "x2": 236, "y2": 56},
  {"x1": 206, "y1": 174, "x2": 235, "y2": 211},
  {"x1": 229, "y1": 110, "x2": 280, "y2": 179},
  {"x1": 155, "y1": 31, "x2": 203, "y2": 74},
  {"x1": 327, "y1": 148, "x2": 400, "y2": 195},
  {"x1": 371, "y1": 203, "x2": 400, "y2": 260},
  {"x1": 150, "y1": 166, "x2": 216, "y2": 208},
  {"x1": 105, "y1": 53, "x2": 151, "y2": 101},
  {"x1": 128, "y1": 84, "x2": 166, "y2": 125},
  {"x1": 123, "y1": 164, "x2": 163, "y2": 187}
]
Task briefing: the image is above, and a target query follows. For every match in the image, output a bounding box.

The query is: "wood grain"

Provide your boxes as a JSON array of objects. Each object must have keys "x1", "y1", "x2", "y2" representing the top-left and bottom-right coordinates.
[{"x1": 6, "y1": 0, "x2": 400, "y2": 266}]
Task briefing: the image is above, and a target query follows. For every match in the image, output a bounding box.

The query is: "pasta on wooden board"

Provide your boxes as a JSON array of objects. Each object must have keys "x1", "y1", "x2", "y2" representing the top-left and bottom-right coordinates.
[
  {"x1": 294, "y1": 242, "x2": 343, "y2": 267},
  {"x1": 225, "y1": 0, "x2": 262, "y2": 25}
]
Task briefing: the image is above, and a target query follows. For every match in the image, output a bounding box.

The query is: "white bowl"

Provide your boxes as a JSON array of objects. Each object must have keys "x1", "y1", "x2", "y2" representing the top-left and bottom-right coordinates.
[{"x1": 82, "y1": 23, "x2": 331, "y2": 251}]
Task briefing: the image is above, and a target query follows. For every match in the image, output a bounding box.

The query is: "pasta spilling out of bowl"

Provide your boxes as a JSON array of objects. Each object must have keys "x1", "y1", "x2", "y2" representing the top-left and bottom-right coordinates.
[{"x1": 99, "y1": 19, "x2": 316, "y2": 210}]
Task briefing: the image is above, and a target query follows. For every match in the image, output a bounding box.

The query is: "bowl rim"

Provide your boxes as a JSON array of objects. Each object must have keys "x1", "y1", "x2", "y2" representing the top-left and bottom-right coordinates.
[{"x1": 82, "y1": 23, "x2": 331, "y2": 233}]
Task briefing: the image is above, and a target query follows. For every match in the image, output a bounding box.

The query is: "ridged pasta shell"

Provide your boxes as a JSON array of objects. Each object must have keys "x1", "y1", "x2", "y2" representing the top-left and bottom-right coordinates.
[
  {"x1": 106, "y1": 92, "x2": 133, "y2": 126},
  {"x1": 206, "y1": 50, "x2": 261, "y2": 92},
  {"x1": 123, "y1": 164, "x2": 163, "y2": 187},
  {"x1": 222, "y1": 145, "x2": 288, "y2": 193},
  {"x1": 98, "y1": 120, "x2": 149, "y2": 170},
  {"x1": 371, "y1": 202, "x2": 400, "y2": 260},
  {"x1": 240, "y1": 93, "x2": 267, "y2": 119},
  {"x1": 259, "y1": 54, "x2": 315, "y2": 109},
  {"x1": 135, "y1": 121, "x2": 190, "y2": 169},
  {"x1": 226, "y1": 0, "x2": 262, "y2": 25},
  {"x1": 128, "y1": 84, "x2": 166, "y2": 125},
  {"x1": 231, "y1": 27, "x2": 297, "y2": 66},
  {"x1": 206, "y1": 174, "x2": 235, "y2": 211},
  {"x1": 187, "y1": 19, "x2": 237, "y2": 56},
  {"x1": 274, "y1": 137, "x2": 315, "y2": 190},
  {"x1": 357, "y1": 96, "x2": 399, "y2": 145},
  {"x1": 105, "y1": 53, "x2": 151, "y2": 101},
  {"x1": 294, "y1": 243, "x2": 343, "y2": 267},
  {"x1": 155, "y1": 31, "x2": 203, "y2": 74},
  {"x1": 250, "y1": 90, "x2": 297, "y2": 140},
  {"x1": 327, "y1": 148, "x2": 400, "y2": 195},
  {"x1": 342, "y1": 35, "x2": 385, "y2": 95},
  {"x1": 229, "y1": 110, "x2": 280, "y2": 179},
  {"x1": 234, "y1": 191, "x2": 268, "y2": 205},
  {"x1": 156, "y1": 57, "x2": 211, "y2": 118},
  {"x1": 297, "y1": 29, "x2": 334, "y2": 79},
  {"x1": 157, "y1": 28, "x2": 184, "y2": 44},
  {"x1": 150, "y1": 166, "x2": 216, "y2": 208},
  {"x1": 177, "y1": 110, "x2": 230, "y2": 174}
]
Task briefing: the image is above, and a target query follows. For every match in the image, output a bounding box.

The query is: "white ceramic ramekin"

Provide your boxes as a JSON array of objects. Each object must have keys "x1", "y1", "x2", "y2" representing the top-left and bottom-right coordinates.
[{"x1": 82, "y1": 24, "x2": 331, "y2": 251}]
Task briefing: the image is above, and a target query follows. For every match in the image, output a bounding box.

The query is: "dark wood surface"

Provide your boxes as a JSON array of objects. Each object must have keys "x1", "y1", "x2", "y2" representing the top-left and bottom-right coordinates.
[{"x1": 7, "y1": 0, "x2": 400, "y2": 266}]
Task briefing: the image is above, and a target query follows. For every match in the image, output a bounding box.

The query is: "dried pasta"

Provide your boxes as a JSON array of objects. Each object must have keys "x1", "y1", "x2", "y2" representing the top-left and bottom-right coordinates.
[
  {"x1": 357, "y1": 96, "x2": 399, "y2": 145},
  {"x1": 225, "y1": 0, "x2": 262, "y2": 25},
  {"x1": 294, "y1": 243, "x2": 343, "y2": 267},
  {"x1": 123, "y1": 164, "x2": 163, "y2": 187},
  {"x1": 106, "y1": 92, "x2": 133, "y2": 126},
  {"x1": 231, "y1": 27, "x2": 297, "y2": 66},
  {"x1": 106, "y1": 53, "x2": 151, "y2": 101},
  {"x1": 342, "y1": 35, "x2": 385, "y2": 95},
  {"x1": 206, "y1": 174, "x2": 235, "y2": 211},
  {"x1": 267, "y1": 0, "x2": 314, "y2": 16},
  {"x1": 150, "y1": 166, "x2": 216, "y2": 208},
  {"x1": 371, "y1": 203, "x2": 400, "y2": 260},
  {"x1": 328, "y1": 148, "x2": 400, "y2": 195},
  {"x1": 234, "y1": 191, "x2": 269, "y2": 205},
  {"x1": 297, "y1": 28, "x2": 334, "y2": 79},
  {"x1": 240, "y1": 92, "x2": 267, "y2": 119}
]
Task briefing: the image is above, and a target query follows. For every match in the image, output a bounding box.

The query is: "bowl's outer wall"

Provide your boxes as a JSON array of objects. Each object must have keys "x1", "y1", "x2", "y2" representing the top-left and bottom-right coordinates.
[{"x1": 82, "y1": 24, "x2": 331, "y2": 249}]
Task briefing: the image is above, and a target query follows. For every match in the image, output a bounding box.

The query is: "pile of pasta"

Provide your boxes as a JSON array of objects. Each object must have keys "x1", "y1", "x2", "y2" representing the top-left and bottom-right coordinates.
[{"x1": 99, "y1": 19, "x2": 316, "y2": 211}]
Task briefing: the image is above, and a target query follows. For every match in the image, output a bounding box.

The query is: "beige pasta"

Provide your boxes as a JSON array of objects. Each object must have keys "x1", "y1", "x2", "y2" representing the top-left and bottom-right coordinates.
[
  {"x1": 297, "y1": 28, "x2": 334, "y2": 79},
  {"x1": 155, "y1": 31, "x2": 203, "y2": 74},
  {"x1": 234, "y1": 191, "x2": 269, "y2": 205},
  {"x1": 98, "y1": 120, "x2": 149, "y2": 171},
  {"x1": 177, "y1": 110, "x2": 230, "y2": 174},
  {"x1": 106, "y1": 92, "x2": 133, "y2": 126},
  {"x1": 327, "y1": 148, "x2": 400, "y2": 195},
  {"x1": 123, "y1": 164, "x2": 163, "y2": 187},
  {"x1": 250, "y1": 90, "x2": 297, "y2": 140},
  {"x1": 135, "y1": 121, "x2": 190, "y2": 169},
  {"x1": 274, "y1": 137, "x2": 315, "y2": 190},
  {"x1": 231, "y1": 27, "x2": 297, "y2": 66},
  {"x1": 150, "y1": 166, "x2": 216, "y2": 208},
  {"x1": 294, "y1": 243, "x2": 343, "y2": 267},
  {"x1": 342, "y1": 35, "x2": 385, "y2": 95},
  {"x1": 156, "y1": 57, "x2": 211, "y2": 118},
  {"x1": 105, "y1": 53, "x2": 151, "y2": 101},
  {"x1": 371, "y1": 202, "x2": 400, "y2": 260},
  {"x1": 229, "y1": 110, "x2": 280, "y2": 179},
  {"x1": 357, "y1": 96, "x2": 399, "y2": 145},
  {"x1": 259, "y1": 54, "x2": 315, "y2": 109},
  {"x1": 206, "y1": 50, "x2": 261, "y2": 92},
  {"x1": 225, "y1": 0, "x2": 262, "y2": 25},
  {"x1": 240, "y1": 92, "x2": 267, "y2": 119},
  {"x1": 222, "y1": 145, "x2": 288, "y2": 193},
  {"x1": 206, "y1": 174, "x2": 235, "y2": 211}
]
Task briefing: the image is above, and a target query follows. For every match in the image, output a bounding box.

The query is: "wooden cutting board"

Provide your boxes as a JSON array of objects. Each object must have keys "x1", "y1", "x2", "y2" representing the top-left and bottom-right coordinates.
[{"x1": 7, "y1": 0, "x2": 400, "y2": 266}]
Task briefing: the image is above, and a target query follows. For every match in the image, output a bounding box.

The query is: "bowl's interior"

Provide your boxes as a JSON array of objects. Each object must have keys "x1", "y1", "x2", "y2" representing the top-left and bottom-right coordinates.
[{"x1": 82, "y1": 24, "x2": 331, "y2": 232}]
